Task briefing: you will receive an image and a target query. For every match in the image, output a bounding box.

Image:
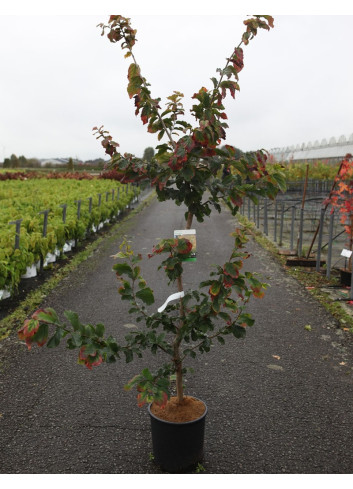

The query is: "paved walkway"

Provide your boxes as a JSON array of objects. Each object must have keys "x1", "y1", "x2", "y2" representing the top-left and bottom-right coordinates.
[{"x1": 1, "y1": 195, "x2": 353, "y2": 474}]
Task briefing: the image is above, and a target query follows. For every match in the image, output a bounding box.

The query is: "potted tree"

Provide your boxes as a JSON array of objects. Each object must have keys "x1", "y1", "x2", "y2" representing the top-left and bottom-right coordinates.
[{"x1": 18, "y1": 14, "x2": 286, "y2": 472}]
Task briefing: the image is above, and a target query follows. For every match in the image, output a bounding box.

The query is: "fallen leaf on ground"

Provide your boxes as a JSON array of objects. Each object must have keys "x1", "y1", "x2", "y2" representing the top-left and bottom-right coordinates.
[
  {"x1": 267, "y1": 364, "x2": 284, "y2": 371},
  {"x1": 272, "y1": 355, "x2": 281, "y2": 360},
  {"x1": 304, "y1": 325, "x2": 312, "y2": 331}
]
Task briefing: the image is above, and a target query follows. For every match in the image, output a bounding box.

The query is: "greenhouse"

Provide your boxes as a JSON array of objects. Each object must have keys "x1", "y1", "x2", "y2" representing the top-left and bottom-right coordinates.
[{"x1": 270, "y1": 133, "x2": 353, "y2": 163}]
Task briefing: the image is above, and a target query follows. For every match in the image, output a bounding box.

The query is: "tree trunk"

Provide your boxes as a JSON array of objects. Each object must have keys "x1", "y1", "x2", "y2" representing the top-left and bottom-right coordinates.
[
  {"x1": 174, "y1": 275, "x2": 185, "y2": 403},
  {"x1": 186, "y1": 211, "x2": 193, "y2": 230},
  {"x1": 174, "y1": 211, "x2": 193, "y2": 403},
  {"x1": 349, "y1": 215, "x2": 353, "y2": 271},
  {"x1": 173, "y1": 341, "x2": 184, "y2": 404}
]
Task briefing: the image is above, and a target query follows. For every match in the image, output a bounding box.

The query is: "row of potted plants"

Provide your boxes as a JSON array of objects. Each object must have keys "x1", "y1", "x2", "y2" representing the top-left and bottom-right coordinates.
[{"x1": 0, "y1": 180, "x2": 138, "y2": 298}]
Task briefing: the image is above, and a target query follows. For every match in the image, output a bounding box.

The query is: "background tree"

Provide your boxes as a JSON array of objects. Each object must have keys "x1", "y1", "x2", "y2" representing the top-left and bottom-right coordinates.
[
  {"x1": 18, "y1": 155, "x2": 27, "y2": 168},
  {"x1": 142, "y1": 147, "x2": 155, "y2": 162},
  {"x1": 67, "y1": 157, "x2": 74, "y2": 172},
  {"x1": 10, "y1": 154, "x2": 19, "y2": 168},
  {"x1": 27, "y1": 158, "x2": 41, "y2": 168}
]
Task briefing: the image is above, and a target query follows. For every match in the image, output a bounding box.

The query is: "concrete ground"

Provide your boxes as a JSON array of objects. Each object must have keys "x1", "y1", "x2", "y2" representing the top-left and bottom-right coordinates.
[{"x1": 1, "y1": 195, "x2": 353, "y2": 474}]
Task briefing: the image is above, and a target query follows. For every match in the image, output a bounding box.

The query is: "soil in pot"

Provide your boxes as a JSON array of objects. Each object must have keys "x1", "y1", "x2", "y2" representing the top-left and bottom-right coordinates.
[{"x1": 151, "y1": 395, "x2": 205, "y2": 422}]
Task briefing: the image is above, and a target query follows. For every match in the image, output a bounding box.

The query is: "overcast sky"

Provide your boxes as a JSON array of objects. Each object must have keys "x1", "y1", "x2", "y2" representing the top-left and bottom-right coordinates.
[{"x1": 1, "y1": 2, "x2": 352, "y2": 161}]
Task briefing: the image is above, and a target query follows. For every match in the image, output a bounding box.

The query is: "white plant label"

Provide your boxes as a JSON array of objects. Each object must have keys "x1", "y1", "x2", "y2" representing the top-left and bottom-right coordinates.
[{"x1": 158, "y1": 291, "x2": 185, "y2": 313}]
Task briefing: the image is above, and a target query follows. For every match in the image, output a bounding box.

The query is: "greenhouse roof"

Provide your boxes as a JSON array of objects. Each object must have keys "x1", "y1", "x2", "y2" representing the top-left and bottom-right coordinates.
[{"x1": 270, "y1": 133, "x2": 353, "y2": 162}]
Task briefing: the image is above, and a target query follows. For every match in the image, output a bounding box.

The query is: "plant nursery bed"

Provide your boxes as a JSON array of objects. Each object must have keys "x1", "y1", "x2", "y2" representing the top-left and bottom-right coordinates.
[
  {"x1": 0, "y1": 265, "x2": 62, "y2": 322},
  {"x1": 0, "y1": 224, "x2": 117, "y2": 322}
]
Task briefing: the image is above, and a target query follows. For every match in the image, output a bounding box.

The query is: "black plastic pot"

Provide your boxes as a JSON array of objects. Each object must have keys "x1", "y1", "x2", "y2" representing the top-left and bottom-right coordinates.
[
  {"x1": 148, "y1": 398, "x2": 207, "y2": 473},
  {"x1": 340, "y1": 268, "x2": 352, "y2": 286}
]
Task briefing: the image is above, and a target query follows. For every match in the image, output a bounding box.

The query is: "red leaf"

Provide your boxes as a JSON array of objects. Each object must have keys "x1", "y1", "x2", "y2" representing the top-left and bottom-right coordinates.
[
  {"x1": 251, "y1": 286, "x2": 265, "y2": 299},
  {"x1": 18, "y1": 319, "x2": 40, "y2": 350},
  {"x1": 232, "y1": 47, "x2": 244, "y2": 73}
]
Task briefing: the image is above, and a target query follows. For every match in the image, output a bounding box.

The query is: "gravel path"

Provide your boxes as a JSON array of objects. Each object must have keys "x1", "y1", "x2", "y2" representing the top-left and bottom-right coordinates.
[{"x1": 1, "y1": 195, "x2": 353, "y2": 474}]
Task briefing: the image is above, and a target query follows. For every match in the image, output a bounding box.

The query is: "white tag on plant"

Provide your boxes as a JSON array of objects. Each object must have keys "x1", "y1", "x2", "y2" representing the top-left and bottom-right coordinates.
[
  {"x1": 341, "y1": 249, "x2": 352, "y2": 258},
  {"x1": 158, "y1": 291, "x2": 185, "y2": 313}
]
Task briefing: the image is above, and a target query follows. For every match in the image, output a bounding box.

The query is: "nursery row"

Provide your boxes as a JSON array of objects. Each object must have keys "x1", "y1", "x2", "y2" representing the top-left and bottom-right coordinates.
[
  {"x1": 240, "y1": 193, "x2": 353, "y2": 297},
  {"x1": 0, "y1": 178, "x2": 139, "y2": 298},
  {"x1": 279, "y1": 160, "x2": 340, "y2": 181},
  {"x1": 0, "y1": 170, "x2": 95, "y2": 181}
]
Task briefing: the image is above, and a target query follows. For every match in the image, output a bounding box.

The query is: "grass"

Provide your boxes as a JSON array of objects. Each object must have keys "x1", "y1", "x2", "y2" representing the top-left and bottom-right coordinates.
[
  {"x1": 0, "y1": 191, "x2": 156, "y2": 341},
  {"x1": 237, "y1": 214, "x2": 353, "y2": 332}
]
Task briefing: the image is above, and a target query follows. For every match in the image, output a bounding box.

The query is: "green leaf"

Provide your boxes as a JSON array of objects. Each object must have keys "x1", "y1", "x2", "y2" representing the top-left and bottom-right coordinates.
[
  {"x1": 64, "y1": 311, "x2": 80, "y2": 331},
  {"x1": 175, "y1": 120, "x2": 192, "y2": 129},
  {"x1": 271, "y1": 172, "x2": 287, "y2": 192},
  {"x1": 95, "y1": 323, "x2": 105, "y2": 337},
  {"x1": 142, "y1": 368, "x2": 154, "y2": 381},
  {"x1": 71, "y1": 331, "x2": 83, "y2": 347},
  {"x1": 47, "y1": 328, "x2": 63, "y2": 348},
  {"x1": 127, "y1": 63, "x2": 142, "y2": 98},
  {"x1": 224, "y1": 262, "x2": 240, "y2": 278},
  {"x1": 210, "y1": 77, "x2": 218, "y2": 88},
  {"x1": 231, "y1": 324, "x2": 247, "y2": 338},
  {"x1": 36, "y1": 308, "x2": 60, "y2": 326},
  {"x1": 217, "y1": 336, "x2": 225, "y2": 345},
  {"x1": 128, "y1": 307, "x2": 139, "y2": 314},
  {"x1": 218, "y1": 311, "x2": 231, "y2": 322},
  {"x1": 83, "y1": 343, "x2": 97, "y2": 355},
  {"x1": 113, "y1": 263, "x2": 133, "y2": 278},
  {"x1": 223, "y1": 65, "x2": 239, "y2": 79},
  {"x1": 124, "y1": 349, "x2": 133, "y2": 363},
  {"x1": 133, "y1": 266, "x2": 141, "y2": 279},
  {"x1": 192, "y1": 290, "x2": 200, "y2": 301},
  {"x1": 248, "y1": 194, "x2": 259, "y2": 205},
  {"x1": 33, "y1": 323, "x2": 49, "y2": 345},
  {"x1": 211, "y1": 294, "x2": 222, "y2": 313},
  {"x1": 209, "y1": 281, "x2": 221, "y2": 296},
  {"x1": 181, "y1": 165, "x2": 195, "y2": 182},
  {"x1": 238, "y1": 313, "x2": 255, "y2": 327},
  {"x1": 84, "y1": 324, "x2": 95, "y2": 337},
  {"x1": 136, "y1": 287, "x2": 155, "y2": 305},
  {"x1": 112, "y1": 251, "x2": 130, "y2": 259},
  {"x1": 183, "y1": 348, "x2": 196, "y2": 359}
]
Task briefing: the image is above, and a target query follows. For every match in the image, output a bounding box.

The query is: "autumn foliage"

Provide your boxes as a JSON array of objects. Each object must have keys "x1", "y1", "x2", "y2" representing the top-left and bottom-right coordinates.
[{"x1": 326, "y1": 154, "x2": 353, "y2": 268}]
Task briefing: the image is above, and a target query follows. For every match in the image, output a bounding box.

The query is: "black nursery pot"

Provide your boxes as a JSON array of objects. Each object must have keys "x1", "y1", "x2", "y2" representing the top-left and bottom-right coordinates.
[
  {"x1": 148, "y1": 399, "x2": 207, "y2": 473},
  {"x1": 340, "y1": 268, "x2": 352, "y2": 286}
]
